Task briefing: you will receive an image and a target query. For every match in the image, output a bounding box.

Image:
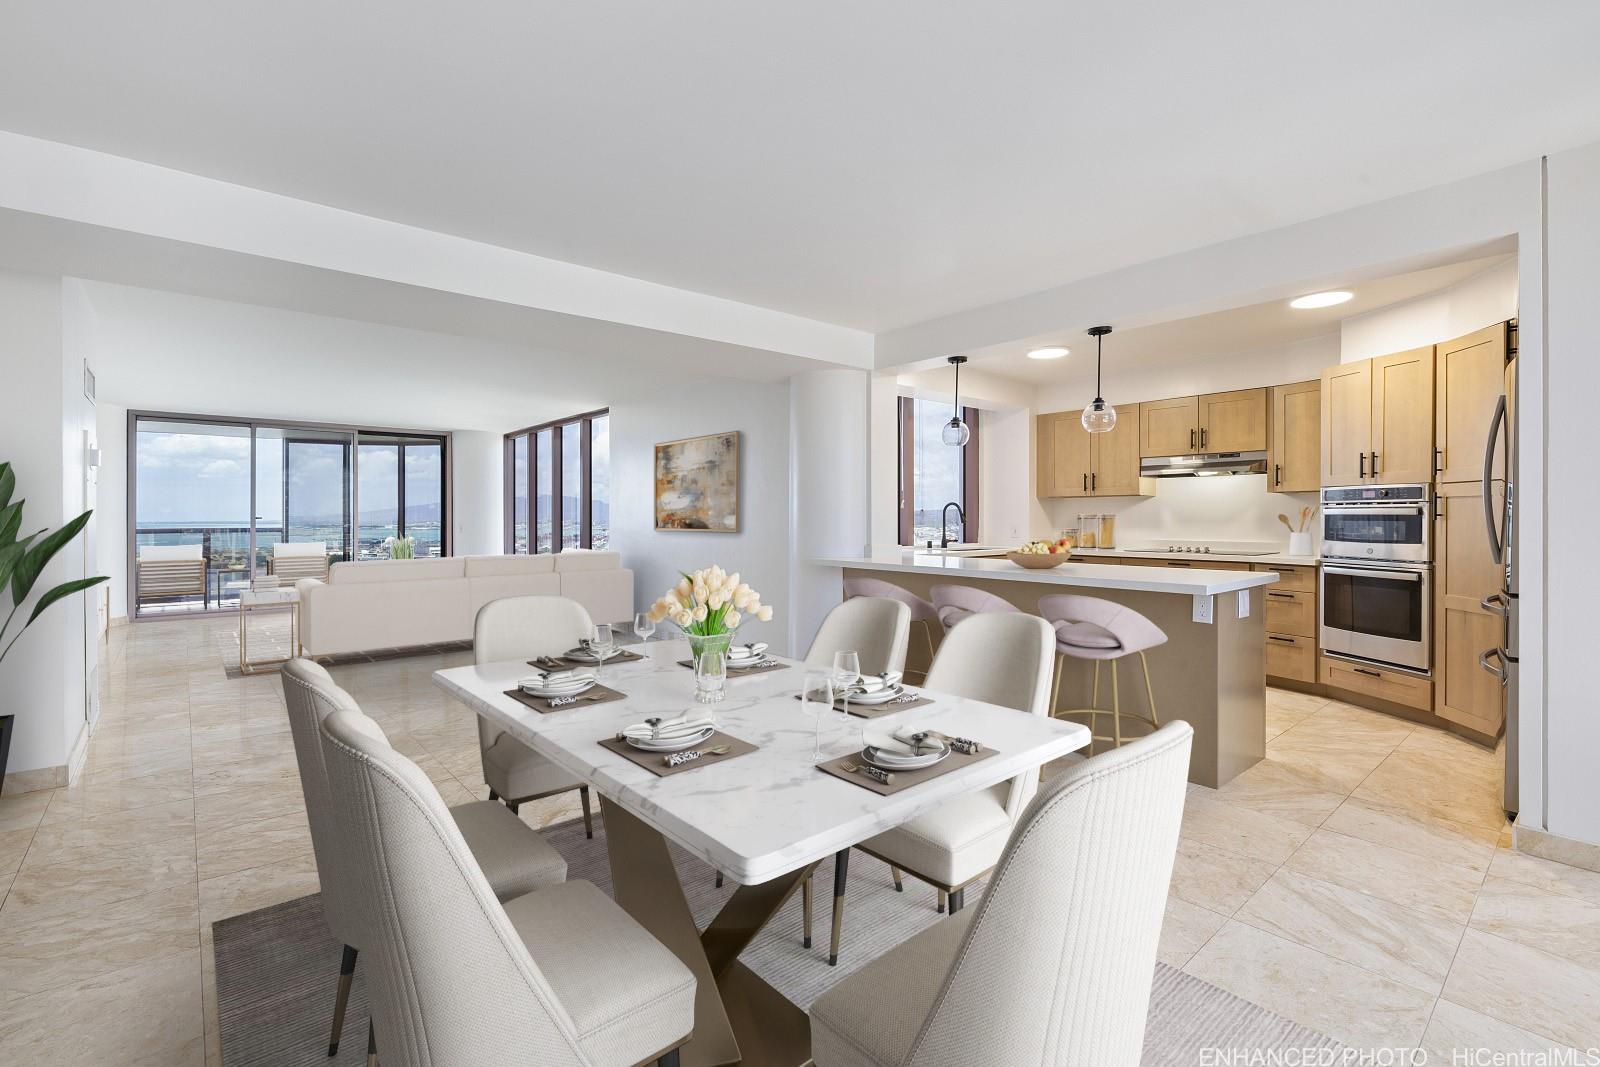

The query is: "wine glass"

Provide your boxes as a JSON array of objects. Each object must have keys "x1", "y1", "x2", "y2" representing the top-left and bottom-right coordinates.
[
  {"x1": 801, "y1": 671, "x2": 833, "y2": 761},
  {"x1": 591, "y1": 623, "x2": 615, "y2": 678},
  {"x1": 831, "y1": 650, "x2": 861, "y2": 726},
  {"x1": 633, "y1": 612, "x2": 656, "y2": 657}
]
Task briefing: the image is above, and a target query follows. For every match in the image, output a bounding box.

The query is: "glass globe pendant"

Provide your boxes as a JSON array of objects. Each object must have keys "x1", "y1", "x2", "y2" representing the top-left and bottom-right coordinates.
[
  {"x1": 1081, "y1": 326, "x2": 1118, "y2": 433},
  {"x1": 942, "y1": 356, "x2": 971, "y2": 446}
]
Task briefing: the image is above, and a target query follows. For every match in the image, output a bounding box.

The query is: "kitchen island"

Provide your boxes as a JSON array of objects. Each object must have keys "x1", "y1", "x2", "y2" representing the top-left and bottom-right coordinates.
[{"x1": 812, "y1": 548, "x2": 1278, "y2": 787}]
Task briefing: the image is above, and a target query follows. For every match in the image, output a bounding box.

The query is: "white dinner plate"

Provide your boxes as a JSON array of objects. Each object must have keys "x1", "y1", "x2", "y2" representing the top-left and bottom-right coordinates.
[
  {"x1": 564, "y1": 646, "x2": 623, "y2": 663},
  {"x1": 862, "y1": 739, "x2": 948, "y2": 771},
  {"x1": 726, "y1": 656, "x2": 768, "y2": 670},
  {"x1": 842, "y1": 685, "x2": 905, "y2": 706},
  {"x1": 626, "y1": 726, "x2": 715, "y2": 753}
]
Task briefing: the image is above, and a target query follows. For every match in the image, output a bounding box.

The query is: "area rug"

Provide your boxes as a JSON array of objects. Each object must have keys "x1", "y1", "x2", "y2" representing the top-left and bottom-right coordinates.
[{"x1": 213, "y1": 816, "x2": 1343, "y2": 1065}]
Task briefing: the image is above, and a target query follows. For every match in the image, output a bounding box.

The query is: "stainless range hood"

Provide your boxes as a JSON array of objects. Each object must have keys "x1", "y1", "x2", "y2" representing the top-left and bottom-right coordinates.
[{"x1": 1139, "y1": 451, "x2": 1268, "y2": 478}]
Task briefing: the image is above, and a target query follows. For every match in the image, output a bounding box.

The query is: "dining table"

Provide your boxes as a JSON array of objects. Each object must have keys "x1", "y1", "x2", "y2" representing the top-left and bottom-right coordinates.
[{"x1": 433, "y1": 639, "x2": 1090, "y2": 1067}]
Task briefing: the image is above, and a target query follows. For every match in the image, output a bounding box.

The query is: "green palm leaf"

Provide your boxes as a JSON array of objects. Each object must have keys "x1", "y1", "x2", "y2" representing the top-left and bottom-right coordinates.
[
  {"x1": 26, "y1": 576, "x2": 109, "y2": 627},
  {"x1": 0, "y1": 462, "x2": 13, "y2": 512},
  {"x1": 0, "y1": 500, "x2": 22, "y2": 545},
  {"x1": 0, "y1": 534, "x2": 40, "y2": 593},
  {"x1": 10, "y1": 510, "x2": 92, "y2": 606}
]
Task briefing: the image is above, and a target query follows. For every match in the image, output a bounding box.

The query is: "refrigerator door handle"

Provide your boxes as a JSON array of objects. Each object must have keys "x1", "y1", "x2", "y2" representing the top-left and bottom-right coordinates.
[
  {"x1": 1483, "y1": 394, "x2": 1506, "y2": 565},
  {"x1": 1478, "y1": 646, "x2": 1508, "y2": 682},
  {"x1": 1481, "y1": 592, "x2": 1510, "y2": 617}
]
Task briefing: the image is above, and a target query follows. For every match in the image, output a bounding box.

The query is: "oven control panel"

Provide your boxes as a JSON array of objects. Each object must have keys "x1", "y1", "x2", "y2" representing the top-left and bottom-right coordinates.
[{"x1": 1322, "y1": 484, "x2": 1429, "y2": 505}]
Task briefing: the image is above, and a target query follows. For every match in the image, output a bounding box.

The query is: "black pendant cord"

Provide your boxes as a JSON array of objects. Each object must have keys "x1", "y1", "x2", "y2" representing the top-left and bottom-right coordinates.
[
  {"x1": 1094, "y1": 331, "x2": 1103, "y2": 403},
  {"x1": 953, "y1": 359, "x2": 961, "y2": 411}
]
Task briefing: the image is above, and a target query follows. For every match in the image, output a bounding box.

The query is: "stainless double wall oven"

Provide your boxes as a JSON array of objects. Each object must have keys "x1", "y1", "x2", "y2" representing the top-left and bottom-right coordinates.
[{"x1": 1319, "y1": 484, "x2": 1432, "y2": 673}]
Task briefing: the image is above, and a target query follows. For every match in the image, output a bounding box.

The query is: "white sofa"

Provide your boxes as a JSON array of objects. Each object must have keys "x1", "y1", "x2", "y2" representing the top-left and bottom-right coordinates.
[{"x1": 296, "y1": 551, "x2": 634, "y2": 657}]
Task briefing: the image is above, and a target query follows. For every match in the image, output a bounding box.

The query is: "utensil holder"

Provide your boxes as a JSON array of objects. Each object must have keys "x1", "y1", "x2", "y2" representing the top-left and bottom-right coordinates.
[{"x1": 1288, "y1": 531, "x2": 1312, "y2": 556}]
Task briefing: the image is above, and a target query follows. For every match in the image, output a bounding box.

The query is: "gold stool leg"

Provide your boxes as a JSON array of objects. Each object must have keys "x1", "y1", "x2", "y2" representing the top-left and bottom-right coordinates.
[
  {"x1": 1111, "y1": 658, "x2": 1124, "y2": 749},
  {"x1": 1140, "y1": 650, "x2": 1160, "y2": 731},
  {"x1": 1089, "y1": 660, "x2": 1102, "y2": 755},
  {"x1": 1049, "y1": 652, "x2": 1065, "y2": 716}
]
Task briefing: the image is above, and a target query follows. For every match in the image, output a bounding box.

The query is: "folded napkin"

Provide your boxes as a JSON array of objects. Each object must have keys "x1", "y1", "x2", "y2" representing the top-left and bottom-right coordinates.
[
  {"x1": 844, "y1": 671, "x2": 903, "y2": 695},
  {"x1": 863, "y1": 726, "x2": 936, "y2": 757},
  {"x1": 519, "y1": 669, "x2": 595, "y2": 690},
  {"x1": 728, "y1": 641, "x2": 769, "y2": 659},
  {"x1": 620, "y1": 712, "x2": 717, "y2": 741}
]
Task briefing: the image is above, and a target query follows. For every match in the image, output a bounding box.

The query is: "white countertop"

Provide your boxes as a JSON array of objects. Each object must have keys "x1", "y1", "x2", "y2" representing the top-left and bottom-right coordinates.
[
  {"x1": 434, "y1": 641, "x2": 1088, "y2": 884},
  {"x1": 814, "y1": 548, "x2": 1278, "y2": 595},
  {"x1": 1071, "y1": 547, "x2": 1321, "y2": 568}
]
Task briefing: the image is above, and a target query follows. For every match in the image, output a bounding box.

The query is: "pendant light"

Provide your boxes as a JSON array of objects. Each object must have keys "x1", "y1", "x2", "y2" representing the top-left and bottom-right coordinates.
[
  {"x1": 1081, "y1": 325, "x2": 1117, "y2": 433},
  {"x1": 942, "y1": 355, "x2": 971, "y2": 446}
]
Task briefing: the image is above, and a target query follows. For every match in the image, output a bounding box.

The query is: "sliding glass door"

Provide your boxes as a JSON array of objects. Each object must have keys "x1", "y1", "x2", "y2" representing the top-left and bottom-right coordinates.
[{"x1": 357, "y1": 436, "x2": 444, "y2": 559}]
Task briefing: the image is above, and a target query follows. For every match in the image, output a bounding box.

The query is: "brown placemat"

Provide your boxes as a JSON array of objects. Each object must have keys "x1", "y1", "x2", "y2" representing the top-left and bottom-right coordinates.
[
  {"x1": 675, "y1": 659, "x2": 791, "y2": 677},
  {"x1": 597, "y1": 731, "x2": 757, "y2": 777},
  {"x1": 792, "y1": 691, "x2": 937, "y2": 719},
  {"x1": 530, "y1": 648, "x2": 645, "y2": 670},
  {"x1": 816, "y1": 743, "x2": 998, "y2": 795},
  {"x1": 502, "y1": 684, "x2": 629, "y2": 714}
]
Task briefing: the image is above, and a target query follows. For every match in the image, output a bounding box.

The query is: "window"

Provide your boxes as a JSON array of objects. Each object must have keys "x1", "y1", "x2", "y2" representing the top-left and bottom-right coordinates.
[
  {"x1": 505, "y1": 408, "x2": 609, "y2": 553},
  {"x1": 897, "y1": 397, "x2": 979, "y2": 547}
]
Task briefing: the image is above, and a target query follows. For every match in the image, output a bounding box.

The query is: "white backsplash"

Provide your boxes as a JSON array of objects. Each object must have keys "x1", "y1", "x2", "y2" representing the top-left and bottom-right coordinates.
[{"x1": 1038, "y1": 474, "x2": 1320, "y2": 552}]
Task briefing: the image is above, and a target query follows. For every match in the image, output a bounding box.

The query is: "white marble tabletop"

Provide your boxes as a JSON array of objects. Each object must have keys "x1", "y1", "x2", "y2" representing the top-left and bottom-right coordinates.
[
  {"x1": 813, "y1": 547, "x2": 1278, "y2": 595},
  {"x1": 433, "y1": 639, "x2": 1089, "y2": 885}
]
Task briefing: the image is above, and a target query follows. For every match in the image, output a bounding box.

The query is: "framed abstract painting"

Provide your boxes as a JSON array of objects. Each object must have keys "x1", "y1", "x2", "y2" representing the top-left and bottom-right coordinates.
[{"x1": 655, "y1": 431, "x2": 740, "y2": 532}]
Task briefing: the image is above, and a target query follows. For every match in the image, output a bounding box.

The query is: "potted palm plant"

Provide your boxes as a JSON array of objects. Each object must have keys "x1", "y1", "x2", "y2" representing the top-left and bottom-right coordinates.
[{"x1": 0, "y1": 461, "x2": 108, "y2": 793}]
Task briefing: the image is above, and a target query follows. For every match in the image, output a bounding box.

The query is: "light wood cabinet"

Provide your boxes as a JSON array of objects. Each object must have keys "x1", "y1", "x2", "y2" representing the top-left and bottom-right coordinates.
[
  {"x1": 1265, "y1": 633, "x2": 1316, "y2": 683},
  {"x1": 1140, "y1": 396, "x2": 1200, "y2": 457},
  {"x1": 1257, "y1": 562, "x2": 1317, "y2": 593},
  {"x1": 1372, "y1": 347, "x2": 1435, "y2": 483},
  {"x1": 1435, "y1": 323, "x2": 1510, "y2": 484},
  {"x1": 1268, "y1": 380, "x2": 1320, "y2": 493},
  {"x1": 1197, "y1": 388, "x2": 1268, "y2": 453},
  {"x1": 1433, "y1": 480, "x2": 1507, "y2": 736},
  {"x1": 1319, "y1": 348, "x2": 1435, "y2": 485},
  {"x1": 1321, "y1": 360, "x2": 1373, "y2": 485},
  {"x1": 1264, "y1": 588, "x2": 1316, "y2": 638},
  {"x1": 1036, "y1": 406, "x2": 1152, "y2": 499},
  {"x1": 1321, "y1": 655, "x2": 1432, "y2": 713},
  {"x1": 1255, "y1": 563, "x2": 1319, "y2": 683}
]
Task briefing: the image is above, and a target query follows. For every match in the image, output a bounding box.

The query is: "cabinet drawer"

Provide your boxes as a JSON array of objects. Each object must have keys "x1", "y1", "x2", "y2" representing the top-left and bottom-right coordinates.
[
  {"x1": 1252, "y1": 563, "x2": 1317, "y2": 592},
  {"x1": 1153, "y1": 559, "x2": 1251, "y2": 571},
  {"x1": 1263, "y1": 588, "x2": 1316, "y2": 637},
  {"x1": 1264, "y1": 633, "x2": 1316, "y2": 683},
  {"x1": 1320, "y1": 656, "x2": 1432, "y2": 712}
]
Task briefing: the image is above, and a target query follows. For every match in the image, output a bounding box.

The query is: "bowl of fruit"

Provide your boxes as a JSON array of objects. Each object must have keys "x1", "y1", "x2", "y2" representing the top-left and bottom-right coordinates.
[{"x1": 1007, "y1": 538, "x2": 1074, "y2": 568}]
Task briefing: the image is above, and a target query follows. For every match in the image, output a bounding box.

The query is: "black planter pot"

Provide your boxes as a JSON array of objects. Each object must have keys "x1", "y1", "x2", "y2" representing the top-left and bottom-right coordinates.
[{"x1": 0, "y1": 714, "x2": 13, "y2": 795}]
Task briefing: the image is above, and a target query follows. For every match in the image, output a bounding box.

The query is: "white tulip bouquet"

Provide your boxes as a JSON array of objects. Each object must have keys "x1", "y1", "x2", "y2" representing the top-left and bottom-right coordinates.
[{"x1": 647, "y1": 565, "x2": 773, "y2": 637}]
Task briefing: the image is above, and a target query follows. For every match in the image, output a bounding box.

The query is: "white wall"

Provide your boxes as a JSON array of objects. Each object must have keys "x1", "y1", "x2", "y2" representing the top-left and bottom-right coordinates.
[
  {"x1": 0, "y1": 269, "x2": 80, "y2": 782},
  {"x1": 790, "y1": 369, "x2": 872, "y2": 655},
  {"x1": 1340, "y1": 257, "x2": 1519, "y2": 363},
  {"x1": 1544, "y1": 142, "x2": 1600, "y2": 846},
  {"x1": 94, "y1": 403, "x2": 128, "y2": 622},
  {"x1": 450, "y1": 430, "x2": 503, "y2": 557},
  {"x1": 608, "y1": 377, "x2": 794, "y2": 654}
]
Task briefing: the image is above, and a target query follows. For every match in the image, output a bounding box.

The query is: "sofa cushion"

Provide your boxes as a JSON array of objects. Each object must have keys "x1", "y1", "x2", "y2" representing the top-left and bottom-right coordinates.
[
  {"x1": 329, "y1": 558, "x2": 465, "y2": 584},
  {"x1": 467, "y1": 573, "x2": 562, "y2": 619},
  {"x1": 553, "y1": 550, "x2": 620, "y2": 573},
  {"x1": 464, "y1": 554, "x2": 557, "y2": 577}
]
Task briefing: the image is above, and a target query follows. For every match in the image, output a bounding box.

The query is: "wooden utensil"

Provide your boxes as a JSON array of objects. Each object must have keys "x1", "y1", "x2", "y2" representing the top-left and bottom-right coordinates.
[
  {"x1": 1299, "y1": 506, "x2": 1313, "y2": 532},
  {"x1": 1277, "y1": 514, "x2": 1296, "y2": 533}
]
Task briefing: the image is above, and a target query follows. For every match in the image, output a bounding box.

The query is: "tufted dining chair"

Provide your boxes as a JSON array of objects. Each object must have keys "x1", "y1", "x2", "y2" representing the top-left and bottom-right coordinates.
[
  {"x1": 810, "y1": 721, "x2": 1194, "y2": 1067},
  {"x1": 818, "y1": 610, "x2": 1056, "y2": 966},
  {"x1": 281, "y1": 658, "x2": 568, "y2": 1059},
  {"x1": 317, "y1": 705, "x2": 696, "y2": 1067},
  {"x1": 474, "y1": 595, "x2": 596, "y2": 836}
]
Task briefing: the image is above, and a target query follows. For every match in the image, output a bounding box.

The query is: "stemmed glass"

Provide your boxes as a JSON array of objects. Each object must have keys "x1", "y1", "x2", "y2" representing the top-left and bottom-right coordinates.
[
  {"x1": 632, "y1": 612, "x2": 656, "y2": 658},
  {"x1": 801, "y1": 671, "x2": 834, "y2": 761},
  {"x1": 591, "y1": 623, "x2": 615, "y2": 679},
  {"x1": 831, "y1": 650, "x2": 861, "y2": 731}
]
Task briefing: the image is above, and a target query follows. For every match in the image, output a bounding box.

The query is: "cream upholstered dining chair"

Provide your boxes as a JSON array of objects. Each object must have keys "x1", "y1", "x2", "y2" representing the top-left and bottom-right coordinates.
[
  {"x1": 474, "y1": 595, "x2": 596, "y2": 836},
  {"x1": 929, "y1": 583, "x2": 1019, "y2": 631},
  {"x1": 281, "y1": 659, "x2": 568, "y2": 1059},
  {"x1": 809, "y1": 721, "x2": 1193, "y2": 1067},
  {"x1": 1038, "y1": 594, "x2": 1168, "y2": 755},
  {"x1": 843, "y1": 576, "x2": 939, "y2": 677},
  {"x1": 317, "y1": 704, "x2": 696, "y2": 1067},
  {"x1": 821, "y1": 610, "x2": 1055, "y2": 966}
]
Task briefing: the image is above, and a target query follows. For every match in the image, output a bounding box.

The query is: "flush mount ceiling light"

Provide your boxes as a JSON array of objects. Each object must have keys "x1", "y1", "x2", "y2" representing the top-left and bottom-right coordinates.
[
  {"x1": 942, "y1": 355, "x2": 971, "y2": 447},
  {"x1": 1289, "y1": 290, "x2": 1353, "y2": 309},
  {"x1": 1081, "y1": 326, "x2": 1117, "y2": 433},
  {"x1": 1027, "y1": 345, "x2": 1070, "y2": 360}
]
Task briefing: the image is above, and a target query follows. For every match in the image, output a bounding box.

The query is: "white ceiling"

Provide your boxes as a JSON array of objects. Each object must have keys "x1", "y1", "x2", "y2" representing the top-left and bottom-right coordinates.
[
  {"x1": 1, "y1": 3, "x2": 1596, "y2": 333},
  {"x1": 973, "y1": 255, "x2": 1510, "y2": 385}
]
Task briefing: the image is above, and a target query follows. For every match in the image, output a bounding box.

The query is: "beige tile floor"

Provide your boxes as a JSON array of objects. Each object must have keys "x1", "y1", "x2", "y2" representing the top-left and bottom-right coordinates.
[{"x1": 0, "y1": 615, "x2": 1594, "y2": 1063}]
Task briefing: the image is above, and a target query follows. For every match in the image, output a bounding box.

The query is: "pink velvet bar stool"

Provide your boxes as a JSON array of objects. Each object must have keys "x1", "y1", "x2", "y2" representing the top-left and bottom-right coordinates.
[
  {"x1": 1037, "y1": 593, "x2": 1167, "y2": 754},
  {"x1": 844, "y1": 576, "x2": 940, "y2": 672},
  {"x1": 929, "y1": 584, "x2": 1020, "y2": 631}
]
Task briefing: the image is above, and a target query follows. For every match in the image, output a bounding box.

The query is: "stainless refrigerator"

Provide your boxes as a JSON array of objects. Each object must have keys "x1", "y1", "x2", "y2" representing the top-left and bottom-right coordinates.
[{"x1": 1482, "y1": 357, "x2": 1518, "y2": 818}]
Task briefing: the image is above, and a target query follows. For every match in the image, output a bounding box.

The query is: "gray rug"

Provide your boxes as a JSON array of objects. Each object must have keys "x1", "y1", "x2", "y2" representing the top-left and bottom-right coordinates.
[{"x1": 213, "y1": 816, "x2": 1343, "y2": 1065}]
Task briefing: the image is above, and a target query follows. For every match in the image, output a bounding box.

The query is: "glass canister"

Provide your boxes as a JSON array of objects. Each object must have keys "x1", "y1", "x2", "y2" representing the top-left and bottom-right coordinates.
[
  {"x1": 1078, "y1": 514, "x2": 1097, "y2": 548},
  {"x1": 1060, "y1": 527, "x2": 1079, "y2": 549},
  {"x1": 1098, "y1": 512, "x2": 1117, "y2": 549}
]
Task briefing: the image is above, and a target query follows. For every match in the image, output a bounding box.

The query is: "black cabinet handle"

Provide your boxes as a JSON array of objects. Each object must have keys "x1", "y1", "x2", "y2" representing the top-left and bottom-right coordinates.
[
  {"x1": 1200, "y1": 427, "x2": 1207, "y2": 448},
  {"x1": 1267, "y1": 592, "x2": 1294, "y2": 599},
  {"x1": 1190, "y1": 428, "x2": 1196, "y2": 449},
  {"x1": 1372, "y1": 451, "x2": 1380, "y2": 476},
  {"x1": 1353, "y1": 667, "x2": 1381, "y2": 678},
  {"x1": 1434, "y1": 447, "x2": 1442, "y2": 475},
  {"x1": 1167, "y1": 561, "x2": 1193, "y2": 567},
  {"x1": 1083, "y1": 473, "x2": 1088, "y2": 492},
  {"x1": 1359, "y1": 452, "x2": 1367, "y2": 478},
  {"x1": 1268, "y1": 635, "x2": 1296, "y2": 643},
  {"x1": 1091, "y1": 472, "x2": 1097, "y2": 491},
  {"x1": 1274, "y1": 463, "x2": 1281, "y2": 486}
]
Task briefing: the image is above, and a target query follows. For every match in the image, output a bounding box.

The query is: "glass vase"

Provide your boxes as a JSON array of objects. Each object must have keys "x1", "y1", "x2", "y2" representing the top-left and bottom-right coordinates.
[{"x1": 686, "y1": 631, "x2": 732, "y2": 704}]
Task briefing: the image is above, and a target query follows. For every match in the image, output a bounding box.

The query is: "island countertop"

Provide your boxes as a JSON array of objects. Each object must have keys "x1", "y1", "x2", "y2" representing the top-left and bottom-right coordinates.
[{"x1": 812, "y1": 548, "x2": 1278, "y2": 597}]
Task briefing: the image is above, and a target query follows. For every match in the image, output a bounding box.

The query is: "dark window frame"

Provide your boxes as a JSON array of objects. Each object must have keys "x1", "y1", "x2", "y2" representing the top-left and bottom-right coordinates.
[
  {"x1": 896, "y1": 396, "x2": 980, "y2": 547},
  {"x1": 504, "y1": 408, "x2": 609, "y2": 553}
]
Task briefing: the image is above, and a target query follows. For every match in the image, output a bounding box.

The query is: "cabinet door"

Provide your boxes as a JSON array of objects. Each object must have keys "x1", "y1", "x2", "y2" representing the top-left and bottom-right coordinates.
[
  {"x1": 1435, "y1": 323, "x2": 1509, "y2": 483},
  {"x1": 1047, "y1": 413, "x2": 1093, "y2": 497},
  {"x1": 1434, "y1": 481, "x2": 1507, "y2": 735},
  {"x1": 1089, "y1": 402, "x2": 1147, "y2": 496},
  {"x1": 1140, "y1": 395, "x2": 1199, "y2": 457},
  {"x1": 1269, "y1": 380, "x2": 1321, "y2": 492},
  {"x1": 1321, "y1": 360, "x2": 1372, "y2": 485},
  {"x1": 1197, "y1": 388, "x2": 1267, "y2": 452},
  {"x1": 1371, "y1": 346, "x2": 1435, "y2": 483}
]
